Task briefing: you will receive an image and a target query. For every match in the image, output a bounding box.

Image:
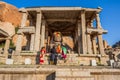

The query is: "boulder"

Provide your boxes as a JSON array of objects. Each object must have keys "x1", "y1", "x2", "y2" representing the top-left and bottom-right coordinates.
[
  {"x1": 0, "y1": 21, "x2": 15, "y2": 37},
  {"x1": 0, "y1": 1, "x2": 22, "y2": 27}
]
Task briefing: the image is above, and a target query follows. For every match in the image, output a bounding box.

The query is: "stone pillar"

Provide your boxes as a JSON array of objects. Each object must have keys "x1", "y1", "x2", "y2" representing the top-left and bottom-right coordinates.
[
  {"x1": 26, "y1": 34, "x2": 31, "y2": 50},
  {"x1": 4, "y1": 39, "x2": 10, "y2": 58},
  {"x1": 92, "y1": 36, "x2": 97, "y2": 54},
  {"x1": 30, "y1": 34, "x2": 35, "y2": 51},
  {"x1": 34, "y1": 11, "x2": 42, "y2": 51},
  {"x1": 74, "y1": 27, "x2": 78, "y2": 52},
  {"x1": 81, "y1": 10, "x2": 87, "y2": 54},
  {"x1": 16, "y1": 34, "x2": 23, "y2": 51},
  {"x1": 97, "y1": 33, "x2": 105, "y2": 55},
  {"x1": 16, "y1": 12, "x2": 28, "y2": 52},
  {"x1": 77, "y1": 21, "x2": 82, "y2": 54},
  {"x1": 45, "y1": 29, "x2": 49, "y2": 52},
  {"x1": 103, "y1": 40, "x2": 108, "y2": 49},
  {"x1": 40, "y1": 20, "x2": 46, "y2": 49},
  {"x1": 96, "y1": 12, "x2": 105, "y2": 55},
  {"x1": 96, "y1": 13, "x2": 102, "y2": 29},
  {"x1": 86, "y1": 32, "x2": 92, "y2": 54},
  {"x1": 21, "y1": 12, "x2": 28, "y2": 27}
]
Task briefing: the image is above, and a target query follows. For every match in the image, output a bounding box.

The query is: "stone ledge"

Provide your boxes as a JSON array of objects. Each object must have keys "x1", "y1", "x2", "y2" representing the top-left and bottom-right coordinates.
[
  {"x1": 56, "y1": 76, "x2": 93, "y2": 78},
  {"x1": 0, "y1": 54, "x2": 5, "y2": 57},
  {"x1": 20, "y1": 53, "x2": 37, "y2": 56},
  {"x1": 79, "y1": 54, "x2": 107, "y2": 57}
]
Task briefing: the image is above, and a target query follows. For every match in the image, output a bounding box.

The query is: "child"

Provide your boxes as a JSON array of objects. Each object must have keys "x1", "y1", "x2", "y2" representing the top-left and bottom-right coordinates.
[
  {"x1": 39, "y1": 47, "x2": 46, "y2": 64},
  {"x1": 62, "y1": 45, "x2": 67, "y2": 62}
]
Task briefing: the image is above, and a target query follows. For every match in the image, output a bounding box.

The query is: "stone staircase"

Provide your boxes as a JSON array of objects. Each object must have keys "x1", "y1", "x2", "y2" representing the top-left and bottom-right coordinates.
[
  {"x1": 55, "y1": 69, "x2": 94, "y2": 80},
  {"x1": 39, "y1": 67, "x2": 94, "y2": 80},
  {"x1": 43, "y1": 53, "x2": 80, "y2": 65},
  {"x1": 57, "y1": 54, "x2": 79, "y2": 65}
]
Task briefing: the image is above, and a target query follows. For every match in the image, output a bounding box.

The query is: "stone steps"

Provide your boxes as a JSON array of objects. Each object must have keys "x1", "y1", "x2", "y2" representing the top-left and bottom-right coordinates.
[
  {"x1": 56, "y1": 76, "x2": 94, "y2": 80},
  {"x1": 55, "y1": 69, "x2": 94, "y2": 80},
  {"x1": 43, "y1": 54, "x2": 80, "y2": 65}
]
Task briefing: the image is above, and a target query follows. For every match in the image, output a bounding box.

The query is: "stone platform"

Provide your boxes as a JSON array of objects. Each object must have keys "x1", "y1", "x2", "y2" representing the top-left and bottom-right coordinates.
[
  {"x1": 0, "y1": 52, "x2": 109, "y2": 66},
  {"x1": 0, "y1": 65, "x2": 120, "y2": 80}
]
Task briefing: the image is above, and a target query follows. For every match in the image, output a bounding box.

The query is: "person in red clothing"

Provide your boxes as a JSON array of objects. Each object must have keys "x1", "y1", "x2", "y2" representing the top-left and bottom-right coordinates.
[{"x1": 39, "y1": 47, "x2": 46, "y2": 64}]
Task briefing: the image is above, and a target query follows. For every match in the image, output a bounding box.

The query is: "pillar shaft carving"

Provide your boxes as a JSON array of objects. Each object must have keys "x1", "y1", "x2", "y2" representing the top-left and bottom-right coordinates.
[
  {"x1": 81, "y1": 10, "x2": 87, "y2": 54},
  {"x1": 15, "y1": 11, "x2": 28, "y2": 52},
  {"x1": 96, "y1": 13, "x2": 102, "y2": 29},
  {"x1": 30, "y1": 34, "x2": 35, "y2": 51},
  {"x1": 16, "y1": 35, "x2": 23, "y2": 51},
  {"x1": 86, "y1": 33, "x2": 92, "y2": 54},
  {"x1": 4, "y1": 39, "x2": 10, "y2": 58},
  {"x1": 97, "y1": 34, "x2": 105, "y2": 55},
  {"x1": 21, "y1": 12, "x2": 28, "y2": 27},
  {"x1": 96, "y1": 12, "x2": 105, "y2": 55},
  {"x1": 92, "y1": 36, "x2": 97, "y2": 54},
  {"x1": 34, "y1": 11, "x2": 42, "y2": 51},
  {"x1": 40, "y1": 20, "x2": 46, "y2": 49},
  {"x1": 77, "y1": 21, "x2": 82, "y2": 54}
]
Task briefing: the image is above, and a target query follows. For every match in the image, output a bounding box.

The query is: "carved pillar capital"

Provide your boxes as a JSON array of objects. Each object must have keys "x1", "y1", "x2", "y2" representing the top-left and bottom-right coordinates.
[
  {"x1": 86, "y1": 30, "x2": 92, "y2": 34},
  {"x1": 98, "y1": 31, "x2": 103, "y2": 35},
  {"x1": 95, "y1": 12, "x2": 102, "y2": 29}
]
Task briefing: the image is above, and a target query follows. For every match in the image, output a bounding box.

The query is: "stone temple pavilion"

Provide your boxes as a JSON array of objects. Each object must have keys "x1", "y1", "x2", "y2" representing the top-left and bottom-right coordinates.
[{"x1": 4, "y1": 7, "x2": 109, "y2": 65}]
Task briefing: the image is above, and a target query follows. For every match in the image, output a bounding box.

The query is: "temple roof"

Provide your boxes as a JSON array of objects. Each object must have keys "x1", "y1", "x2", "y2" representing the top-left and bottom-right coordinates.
[
  {"x1": 19, "y1": 7, "x2": 103, "y2": 35},
  {"x1": 0, "y1": 29, "x2": 9, "y2": 37}
]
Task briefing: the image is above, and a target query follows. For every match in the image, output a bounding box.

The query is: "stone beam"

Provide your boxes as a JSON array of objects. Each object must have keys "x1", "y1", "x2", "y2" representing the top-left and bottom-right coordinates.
[
  {"x1": 0, "y1": 37, "x2": 11, "y2": 40},
  {"x1": 46, "y1": 19, "x2": 76, "y2": 22},
  {"x1": 0, "y1": 29, "x2": 9, "y2": 37},
  {"x1": 17, "y1": 27, "x2": 35, "y2": 34},
  {"x1": 87, "y1": 28, "x2": 108, "y2": 34},
  {"x1": 25, "y1": 7, "x2": 101, "y2": 12}
]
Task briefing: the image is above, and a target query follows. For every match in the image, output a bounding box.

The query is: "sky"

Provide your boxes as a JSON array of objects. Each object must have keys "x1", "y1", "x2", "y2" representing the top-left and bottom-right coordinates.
[{"x1": 2, "y1": 0, "x2": 120, "y2": 46}]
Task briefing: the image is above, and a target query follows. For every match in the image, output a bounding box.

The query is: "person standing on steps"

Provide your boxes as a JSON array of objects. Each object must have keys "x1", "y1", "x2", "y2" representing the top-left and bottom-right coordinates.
[
  {"x1": 50, "y1": 46, "x2": 58, "y2": 65},
  {"x1": 61, "y1": 44, "x2": 67, "y2": 63},
  {"x1": 39, "y1": 47, "x2": 46, "y2": 64}
]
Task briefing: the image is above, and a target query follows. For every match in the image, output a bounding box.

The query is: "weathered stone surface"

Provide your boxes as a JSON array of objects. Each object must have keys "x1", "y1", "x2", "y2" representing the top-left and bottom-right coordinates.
[
  {"x1": 63, "y1": 37, "x2": 74, "y2": 49},
  {"x1": 12, "y1": 34, "x2": 27, "y2": 46},
  {"x1": 0, "y1": 1, "x2": 22, "y2": 27},
  {"x1": 0, "y1": 21, "x2": 15, "y2": 36}
]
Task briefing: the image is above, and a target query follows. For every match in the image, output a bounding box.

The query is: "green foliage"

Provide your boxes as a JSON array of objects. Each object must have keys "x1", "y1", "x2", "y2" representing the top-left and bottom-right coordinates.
[
  {"x1": 15, "y1": 27, "x2": 19, "y2": 33},
  {"x1": 0, "y1": 40, "x2": 15, "y2": 49},
  {"x1": 9, "y1": 40, "x2": 15, "y2": 49}
]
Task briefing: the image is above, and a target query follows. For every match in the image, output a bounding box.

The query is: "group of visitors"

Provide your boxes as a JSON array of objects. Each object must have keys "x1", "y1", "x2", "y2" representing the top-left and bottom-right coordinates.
[{"x1": 39, "y1": 44, "x2": 68, "y2": 65}]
